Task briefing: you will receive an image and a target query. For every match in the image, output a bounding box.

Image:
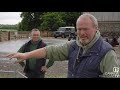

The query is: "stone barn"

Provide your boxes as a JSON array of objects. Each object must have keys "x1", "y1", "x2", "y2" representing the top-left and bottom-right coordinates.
[{"x1": 84, "y1": 12, "x2": 120, "y2": 38}]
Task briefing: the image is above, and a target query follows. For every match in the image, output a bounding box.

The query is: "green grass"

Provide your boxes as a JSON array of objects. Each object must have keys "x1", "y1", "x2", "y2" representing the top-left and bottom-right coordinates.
[
  {"x1": 0, "y1": 29, "x2": 17, "y2": 32},
  {"x1": 0, "y1": 73, "x2": 15, "y2": 78}
]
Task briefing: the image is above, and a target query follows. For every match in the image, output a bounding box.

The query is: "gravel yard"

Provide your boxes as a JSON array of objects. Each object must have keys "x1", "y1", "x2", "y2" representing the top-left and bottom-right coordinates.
[{"x1": 0, "y1": 39, "x2": 120, "y2": 78}]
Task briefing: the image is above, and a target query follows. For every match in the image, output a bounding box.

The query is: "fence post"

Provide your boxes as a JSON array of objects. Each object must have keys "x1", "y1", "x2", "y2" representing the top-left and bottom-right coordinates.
[{"x1": 8, "y1": 31, "x2": 10, "y2": 40}]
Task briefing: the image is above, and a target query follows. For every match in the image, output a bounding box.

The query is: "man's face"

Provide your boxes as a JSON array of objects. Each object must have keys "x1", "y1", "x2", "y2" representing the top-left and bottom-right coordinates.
[
  {"x1": 76, "y1": 17, "x2": 97, "y2": 46},
  {"x1": 31, "y1": 31, "x2": 40, "y2": 41}
]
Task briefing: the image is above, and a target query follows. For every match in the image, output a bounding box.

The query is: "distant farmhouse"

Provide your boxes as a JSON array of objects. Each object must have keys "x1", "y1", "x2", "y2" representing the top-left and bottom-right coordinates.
[{"x1": 84, "y1": 12, "x2": 120, "y2": 37}]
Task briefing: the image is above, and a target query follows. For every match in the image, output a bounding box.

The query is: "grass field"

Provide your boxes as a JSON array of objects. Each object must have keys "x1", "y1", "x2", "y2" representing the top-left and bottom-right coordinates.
[{"x1": 0, "y1": 29, "x2": 17, "y2": 32}]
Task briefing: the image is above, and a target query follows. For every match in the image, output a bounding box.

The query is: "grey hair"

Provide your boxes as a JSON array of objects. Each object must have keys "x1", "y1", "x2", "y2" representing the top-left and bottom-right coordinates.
[{"x1": 77, "y1": 13, "x2": 98, "y2": 30}]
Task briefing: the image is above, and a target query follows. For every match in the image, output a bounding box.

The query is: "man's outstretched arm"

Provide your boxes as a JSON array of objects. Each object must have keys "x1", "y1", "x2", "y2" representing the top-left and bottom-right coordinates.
[
  {"x1": 7, "y1": 47, "x2": 46, "y2": 62},
  {"x1": 6, "y1": 41, "x2": 72, "y2": 62}
]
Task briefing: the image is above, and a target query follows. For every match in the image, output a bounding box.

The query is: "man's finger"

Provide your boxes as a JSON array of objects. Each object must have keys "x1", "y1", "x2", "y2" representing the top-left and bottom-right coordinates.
[
  {"x1": 9, "y1": 56, "x2": 17, "y2": 60},
  {"x1": 6, "y1": 53, "x2": 19, "y2": 60},
  {"x1": 5, "y1": 53, "x2": 16, "y2": 58}
]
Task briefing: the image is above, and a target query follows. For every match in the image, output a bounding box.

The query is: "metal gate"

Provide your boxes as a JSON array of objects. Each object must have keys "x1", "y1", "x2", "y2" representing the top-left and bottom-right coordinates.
[{"x1": 0, "y1": 53, "x2": 27, "y2": 78}]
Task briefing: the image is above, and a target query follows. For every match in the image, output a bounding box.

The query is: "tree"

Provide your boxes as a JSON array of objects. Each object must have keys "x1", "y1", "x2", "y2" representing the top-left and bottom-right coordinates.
[
  {"x1": 18, "y1": 12, "x2": 44, "y2": 31},
  {"x1": 18, "y1": 12, "x2": 82, "y2": 31},
  {"x1": 61, "y1": 12, "x2": 82, "y2": 27},
  {"x1": 40, "y1": 12, "x2": 65, "y2": 31}
]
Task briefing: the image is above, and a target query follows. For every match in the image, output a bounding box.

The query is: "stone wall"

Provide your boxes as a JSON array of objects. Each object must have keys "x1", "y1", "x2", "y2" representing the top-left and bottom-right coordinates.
[
  {"x1": 0, "y1": 31, "x2": 53, "y2": 42},
  {"x1": 40, "y1": 31, "x2": 53, "y2": 37},
  {"x1": 99, "y1": 22, "x2": 120, "y2": 38},
  {"x1": 0, "y1": 31, "x2": 9, "y2": 42}
]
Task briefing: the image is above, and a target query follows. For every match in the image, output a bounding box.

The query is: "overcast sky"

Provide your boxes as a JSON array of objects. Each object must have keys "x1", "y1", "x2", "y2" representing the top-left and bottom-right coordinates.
[{"x1": 0, "y1": 12, "x2": 22, "y2": 25}]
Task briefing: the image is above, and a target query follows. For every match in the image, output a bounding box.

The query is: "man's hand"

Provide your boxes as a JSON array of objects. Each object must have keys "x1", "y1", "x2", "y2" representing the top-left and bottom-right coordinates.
[
  {"x1": 6, "y1": 53, "x2": 27, "y2": 63},
  {"x1": 41, "y1": 66, "x2": 48, "y2": 72}
]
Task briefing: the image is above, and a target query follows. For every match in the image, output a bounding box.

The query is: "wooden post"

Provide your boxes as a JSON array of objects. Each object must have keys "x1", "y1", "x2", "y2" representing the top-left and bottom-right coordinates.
[{"x1": 8, "y1": 31, "x2": 10, "y2": 40}]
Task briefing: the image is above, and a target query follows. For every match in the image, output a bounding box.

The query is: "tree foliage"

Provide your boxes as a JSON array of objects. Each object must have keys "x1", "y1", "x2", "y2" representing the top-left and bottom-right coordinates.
[
  {"x1": 40, "y1": 12, "x2": 65, "y2": 31},
  {"x1": 0, "y1": 24, "x2": 18, "y2": 29},
  {"x1": 62, "y1": 12, "x2": 82, "y2": 27},
  {"x1": 39, "y1": 12, "x2": 81, "y2": 31},
  {"x1": 18, "y1": 12, "x2": 43, "y2": 31},
  {"x1": 18, "y1": 12, "x2": 82, "y2": 31}
]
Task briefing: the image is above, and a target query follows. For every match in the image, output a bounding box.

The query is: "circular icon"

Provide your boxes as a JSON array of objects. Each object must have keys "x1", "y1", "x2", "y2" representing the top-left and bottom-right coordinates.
[{"x1": 113, "y1": 67, "x2": 119, "y2": 73}]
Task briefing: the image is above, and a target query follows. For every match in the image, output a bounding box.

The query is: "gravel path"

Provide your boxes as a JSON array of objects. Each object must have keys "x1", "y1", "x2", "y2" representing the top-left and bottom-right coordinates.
[
  {"x1": 0, "y1": 38, "x2": 68, "y2": 78},
  {"x1": 0, "y1": 39, "x2": 120, "y2": 78}
]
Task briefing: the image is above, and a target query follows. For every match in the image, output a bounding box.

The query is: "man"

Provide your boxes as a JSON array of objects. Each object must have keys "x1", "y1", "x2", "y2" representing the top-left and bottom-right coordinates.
[
  {"x1": 7, "y1": 13, "x2": 120, "y2": 78},
  {"x1": 18, "y1": 29, "x2": 54, "y2": 78}
]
